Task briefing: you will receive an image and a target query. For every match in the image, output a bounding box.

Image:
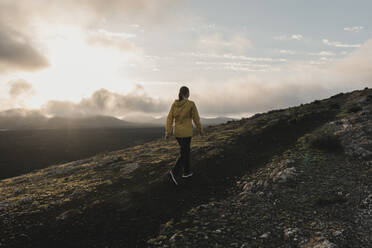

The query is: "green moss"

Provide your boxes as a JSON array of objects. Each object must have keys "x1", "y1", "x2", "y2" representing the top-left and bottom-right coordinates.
[
  {"x1": 347, "y1": 105, "x2": 362, "y2": 113},
  {"x1": 308, "y1": 128, "x2": 344, "y2": 154}
]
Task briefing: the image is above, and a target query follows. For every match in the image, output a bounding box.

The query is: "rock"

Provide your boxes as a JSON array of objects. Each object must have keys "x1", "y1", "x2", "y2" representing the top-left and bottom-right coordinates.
[
  {"x1": 119, "y1": 162, "x2": 139, "y2": 174},
  {"x1": 313, "y1": 239, "x2": 337, "y2": 248},
  {"x1": 284, "y1": 159, "x2": 295, "y2": 165},
  {"x1": 157, "y1": 235, "x2": 167, "y2": 240},
  {"x1": 115, "y1": 156, "x2": 124, "y2": 162},
  {"x1": 91, "y1": 200, "x2": 101, "y2": 206},
  {"x1": 332, "y1": 230, "x2": 342, "y2": 237},
  {"x1": 330, "y1": 108, "x2": 372, "y2": 161},
  {"x1": 243, "y1": 181, "x2": 254, "y2": 192},
  {"x1": 284, "y1": 227, "x2": 300, "y2": 240},
  {"x1": 257, "y1": 191, "x2": 264, "y2": 196},
  {"x1": 169, "y1": 233, "x2": 177, "y2": 242},
  {"x1": 273, "y1": 167, "x2": 296, "y2": 183},
  {"x1": 15, "y1": 187, "x2": 25, "y2": 195},
  {"x1": 18, "y1": 234, "x2": 30, "y2": 240},
  {"x1": 17, "y1": 196, "x2": 33, "y2": 205},
  {"x1": 257, "y1": 180, "x2": 263, "y2": 187},
  {"x1": 361, "y1": 194, "x2": 372, "y2": 208},
  {"x1": 56, "y1": 209, "x2": 82, "y2": 221},
  {"x1": 0, "y1": 202, "x2": 9, "y2": 210},
  {"x1": 46, "y1": 165, "x2": 79, "y2": 178},
  {"x1": 259, "y1": 232, "x2": 270, "y2": 239},
  {"x1": 147, "y1": 238, "x2": 157, "y2": 245}
]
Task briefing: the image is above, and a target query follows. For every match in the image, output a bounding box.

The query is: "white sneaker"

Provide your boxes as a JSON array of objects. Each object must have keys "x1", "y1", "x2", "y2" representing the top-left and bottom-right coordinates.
[
  {"x1": 182, "y1": 172, "x2": 193, "y2": 178},
  {"x1": 169, "y1": 170, "x2": 178, "y2": 185}
]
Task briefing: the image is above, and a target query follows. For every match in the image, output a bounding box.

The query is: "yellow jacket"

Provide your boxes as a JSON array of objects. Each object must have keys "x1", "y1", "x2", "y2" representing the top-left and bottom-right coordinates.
[{"x1": 165, "y1": 98, "x2": 202, "y2": 138}]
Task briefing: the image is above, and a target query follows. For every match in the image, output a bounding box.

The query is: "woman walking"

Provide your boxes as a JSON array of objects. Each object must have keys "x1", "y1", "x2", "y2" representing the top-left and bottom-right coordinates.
[{"x1": 165, "y1": 86, "x2": 203, "y2": 185}]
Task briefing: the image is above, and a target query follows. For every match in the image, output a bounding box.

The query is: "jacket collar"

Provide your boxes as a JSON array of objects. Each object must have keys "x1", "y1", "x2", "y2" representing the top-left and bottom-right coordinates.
[{"x1": 175, "y1": 98, "x2": 188, "y2": 106}]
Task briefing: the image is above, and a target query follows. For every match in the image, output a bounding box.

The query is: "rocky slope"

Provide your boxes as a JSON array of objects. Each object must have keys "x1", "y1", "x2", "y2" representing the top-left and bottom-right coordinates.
[{"x1": 0, "y1": 88, "x2": 371, "y2": 248}]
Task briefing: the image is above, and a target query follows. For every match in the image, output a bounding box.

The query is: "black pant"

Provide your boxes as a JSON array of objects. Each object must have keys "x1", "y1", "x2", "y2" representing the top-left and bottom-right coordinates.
[{"x1": 172, "y1": 136, "x2": 191, "y2": 176}]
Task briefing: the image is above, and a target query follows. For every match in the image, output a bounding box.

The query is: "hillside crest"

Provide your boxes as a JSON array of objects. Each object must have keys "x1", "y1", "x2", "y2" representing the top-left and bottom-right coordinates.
[{"x1": 0, "y1": 88, "x2": 371, "y2": 247}]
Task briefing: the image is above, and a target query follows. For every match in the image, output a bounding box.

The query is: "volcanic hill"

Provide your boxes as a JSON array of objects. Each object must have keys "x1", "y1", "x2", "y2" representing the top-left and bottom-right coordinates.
[{"x1": 0, "y1": 88, "x2": 371, "y2": 248}]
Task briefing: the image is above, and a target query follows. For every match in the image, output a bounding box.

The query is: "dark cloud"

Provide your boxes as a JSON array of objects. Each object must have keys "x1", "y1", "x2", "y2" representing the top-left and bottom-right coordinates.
[
  {"x1": 68, "y1": 0, "x2": 150, "y2": 15},
  {"x1": 41, "y1": 87, "x2": 170, "y2": 117},
  {"x1": 8, "y1": 79, "x2": 35, "y2": 98},
  {"x1": 62, "y1": 0, "x2": 178, "y2": 22},
  {"x1": 0, "y1": 1, "x2": 49, "y2": 73},
  {"x1": 0, "y1": 24, "x2": 49, "y2": 72},
  {"x1": 1, "y1": 0, "x2": 178, "y2": 27}
]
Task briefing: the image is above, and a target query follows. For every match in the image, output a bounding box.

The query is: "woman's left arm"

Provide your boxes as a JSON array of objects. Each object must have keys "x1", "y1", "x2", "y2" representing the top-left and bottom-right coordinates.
[{"x1": 191, "y1": 102, "x2": 203, "y2": 135}]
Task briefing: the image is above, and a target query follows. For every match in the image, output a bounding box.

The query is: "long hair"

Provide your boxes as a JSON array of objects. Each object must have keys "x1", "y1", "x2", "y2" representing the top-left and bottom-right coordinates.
[{"x1": 178, "y1": 86, "x2": 189, "y2": 101}]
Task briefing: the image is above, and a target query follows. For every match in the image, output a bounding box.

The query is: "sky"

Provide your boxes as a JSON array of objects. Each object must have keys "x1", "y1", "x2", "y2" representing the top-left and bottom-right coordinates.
[{"x1": 0, "y1": 0, "x2": 371, "y2": 119}]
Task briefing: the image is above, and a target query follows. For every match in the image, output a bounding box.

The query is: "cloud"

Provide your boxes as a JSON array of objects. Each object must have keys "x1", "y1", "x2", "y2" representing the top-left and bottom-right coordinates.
[
  {"x1": 85, "y1": 29, "x2": 138, "y2": 52},
  {"x1": 291, "y1": 34, "x2": 303, "y2": 40},
  {"x1": 198, "y1": 33, "x2": 252, "y2": 53},
  {"x1": 274, "y1": 34, "x2": 303, "y2": 41},
  {"x1": 40, "y1": 85, "x2": 170, "y2": 117},
  {"x1": 129, "y1": 24, "x2": 141, "y2": 28},
  {"x1": 2, "y1": 0, "x2": 179, "y2": 28},
  {"x1": 0, "y1": 24, "x2": 49, "y2": 73},
  {"x1": 0, "y1": 79, "x2": 36, "y2": 109},
  {"x1": 8, "y1": 79, "x2": 35, "y2": 98},
  {"x1": 279, "y1": 50, "x2": 296, "y2": 55},
  {"x1": 322, "y1": 39, "x2": 361, "y2": 48},
  {"x1": 0, "y1": 0, "x2": 179, "y2": 72},
  {"x1": 195, "y1": 61, "x2": 271, "y2": 72},
  {"x1": 189, "y1": 39, "x2": 372, "y2": 116},
  {"x1": 183, "y1": 52, "x2": 286, "y2": 62},
  {"x1": 6, "y1": 37, "x2": 372, "y2": 118},
  {"x1": 96, "y1": 29, "x2": 136, "y2": 39},
  {"x1": 308, "y1": 51, "x2": 335, "y2": 56},
  {"x1": 64, "y1": 0, "x2": 173, "y2": 18},
  {"x1": 330, "y1": 39, "x2": 372, "y2": 82},
  {"x1": 193, "y1": 80, "x2": 328, "y2": 116},
  {"x1": 344, "y1": 26, "x2": 364, "y2": 32},
  {"x1": 0, "y1": 2, "x2": 49, "y2": 73},
  {"x1": 308, "y1": 57, "x2": 334, "y2": 65}
]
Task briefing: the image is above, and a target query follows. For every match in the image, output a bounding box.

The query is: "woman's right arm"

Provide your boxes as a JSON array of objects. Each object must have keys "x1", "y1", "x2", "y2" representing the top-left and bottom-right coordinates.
[{"x1": 165, "y1": 103, "x2": 175, "y2": 137}]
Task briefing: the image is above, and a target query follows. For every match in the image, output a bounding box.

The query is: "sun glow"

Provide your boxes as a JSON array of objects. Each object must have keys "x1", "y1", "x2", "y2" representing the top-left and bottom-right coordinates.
[{"x1": 20, "y1": 26, "x2": 136, "y2": 108}]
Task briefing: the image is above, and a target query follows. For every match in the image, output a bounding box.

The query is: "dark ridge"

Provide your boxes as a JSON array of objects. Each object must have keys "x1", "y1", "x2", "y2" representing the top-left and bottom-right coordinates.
[{"x1": 0, "y1": 127, "x2": 164, "y2": 180}]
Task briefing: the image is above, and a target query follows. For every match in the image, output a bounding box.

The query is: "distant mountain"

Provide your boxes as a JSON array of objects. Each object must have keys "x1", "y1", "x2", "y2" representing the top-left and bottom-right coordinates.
[
  {"x1": 121, "y1": 115, "x2": 237, "y2": 126},
  {"x1": 201, "y1": 116, "x2": 238, "y2": 126},
  {"x1": 0, "y1": 108, "x2": 237, "y2": 130},
  {"x1": 0, "y1": 109, "x2": 142, "y2": 129},
  {"x1": 45, "y1": 115, "x2": 136, "y2": 129},
  {"x1": 0, "y1": 108, "x2": 47, "y2": 130}
]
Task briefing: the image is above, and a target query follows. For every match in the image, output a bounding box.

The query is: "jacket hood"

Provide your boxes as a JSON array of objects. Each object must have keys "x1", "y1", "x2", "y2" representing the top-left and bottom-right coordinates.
[{"x1": 174, "y1": 98, "x2": 189, "y2": 107}]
